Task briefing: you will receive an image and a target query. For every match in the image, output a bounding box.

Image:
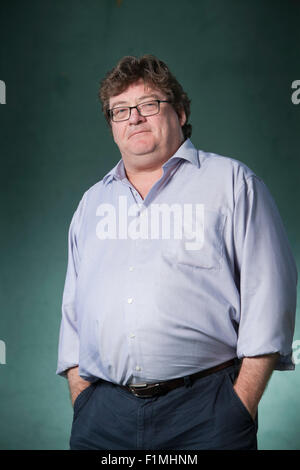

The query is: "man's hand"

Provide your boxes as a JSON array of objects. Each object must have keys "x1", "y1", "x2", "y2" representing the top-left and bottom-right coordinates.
[
  {"x1": 233, "y1": 353, "x2": 279, "y2": 420},
  {"x1": 66, "y1": 366, "x2": 92, "y2": 407}
]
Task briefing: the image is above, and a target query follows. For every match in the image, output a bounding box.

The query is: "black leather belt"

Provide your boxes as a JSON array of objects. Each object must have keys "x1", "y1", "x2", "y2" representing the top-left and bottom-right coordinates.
[{"x1": 122, "y1": 358, "x2": 237, "y2": 398}]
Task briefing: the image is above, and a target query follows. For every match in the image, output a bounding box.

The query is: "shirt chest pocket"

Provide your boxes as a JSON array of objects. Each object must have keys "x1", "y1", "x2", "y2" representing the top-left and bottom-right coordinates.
[{"x1": 162, "y1": 210, "x2": 226, "y2": 270}]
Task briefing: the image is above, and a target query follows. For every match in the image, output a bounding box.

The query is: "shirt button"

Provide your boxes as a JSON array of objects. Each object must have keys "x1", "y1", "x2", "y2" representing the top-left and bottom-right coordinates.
[
  {"x1": 135, "y1": 366, "x2": 142, "y2": 372},
  {"x1": 127, "y1": 298, "x2": 133, "y2": 304},
  {"x1": 129, "y1": 333, "x2": 135, "y2": 339},
  {"x1": 129, "y1": 266, "x2": 134, "y2": 272}
]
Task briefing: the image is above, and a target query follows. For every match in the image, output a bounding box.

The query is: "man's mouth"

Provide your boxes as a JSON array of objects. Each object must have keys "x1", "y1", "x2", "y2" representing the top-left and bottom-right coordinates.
[{"x1": 128, "y1": 130, "x2": 149, "y2": 139}]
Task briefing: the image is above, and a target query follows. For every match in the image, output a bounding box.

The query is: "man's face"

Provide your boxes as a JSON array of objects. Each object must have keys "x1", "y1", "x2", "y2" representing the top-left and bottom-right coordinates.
[{"x1": 109, "y1": 79, "x2": 186, "y2": 170}]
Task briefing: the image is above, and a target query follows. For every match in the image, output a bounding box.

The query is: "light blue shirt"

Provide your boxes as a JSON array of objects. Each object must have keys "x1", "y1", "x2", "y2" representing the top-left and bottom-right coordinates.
[{"x1": 56, "y1": 139, "x2": 298, "y2": 384}]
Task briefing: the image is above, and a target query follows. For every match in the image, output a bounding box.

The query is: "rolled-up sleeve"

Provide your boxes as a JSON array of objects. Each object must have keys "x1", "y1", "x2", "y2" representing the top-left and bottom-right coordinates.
[
  {"x1": 56, "y1": 194, "x2": 86, "y2": 378},
  {"x1": 234, "y1": 175, "x2": 298, "y2": 370}
]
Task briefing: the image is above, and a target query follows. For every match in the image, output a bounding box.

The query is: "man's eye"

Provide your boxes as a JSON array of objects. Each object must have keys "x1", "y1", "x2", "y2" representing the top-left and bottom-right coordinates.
[
  {"x1": 140, "y1": 102, "x2": 156, "y2": 111},
  {"x1": 113, "y1": 108, "x2": 128, "y2": 117}
]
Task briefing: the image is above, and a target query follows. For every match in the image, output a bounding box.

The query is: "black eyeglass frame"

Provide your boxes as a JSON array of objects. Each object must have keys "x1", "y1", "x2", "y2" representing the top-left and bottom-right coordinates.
[{"x1": 108, "y1": 99, "x2": 171, "y2": 122}]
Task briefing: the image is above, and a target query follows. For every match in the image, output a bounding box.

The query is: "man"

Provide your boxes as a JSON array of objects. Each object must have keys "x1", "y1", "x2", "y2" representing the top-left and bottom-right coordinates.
[{"x1": 56, "y1": 55, "x2": 298, "y2": 450}]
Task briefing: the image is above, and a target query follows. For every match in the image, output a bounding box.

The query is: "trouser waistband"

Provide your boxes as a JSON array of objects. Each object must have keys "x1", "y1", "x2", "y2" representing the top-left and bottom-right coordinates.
[{"x1": 122, "y1": 358, "x2": 240, "y2": 398}]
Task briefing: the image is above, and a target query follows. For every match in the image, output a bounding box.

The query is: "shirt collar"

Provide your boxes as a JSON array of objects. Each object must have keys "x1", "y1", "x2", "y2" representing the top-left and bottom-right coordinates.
[{"x1": 102, "y1": 138, "x2": 199, "y2": 186}]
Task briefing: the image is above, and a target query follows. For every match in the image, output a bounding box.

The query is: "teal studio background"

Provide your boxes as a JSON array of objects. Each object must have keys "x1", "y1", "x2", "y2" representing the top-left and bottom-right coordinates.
[{"x1": 0, "y1": 0, "x2": 299, "y2": 450}]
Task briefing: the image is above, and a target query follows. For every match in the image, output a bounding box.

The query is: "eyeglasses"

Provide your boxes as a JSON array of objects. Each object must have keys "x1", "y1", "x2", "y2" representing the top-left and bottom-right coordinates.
[{"x1": 108, "y1": 99, "x2": 171, "y2": 122}]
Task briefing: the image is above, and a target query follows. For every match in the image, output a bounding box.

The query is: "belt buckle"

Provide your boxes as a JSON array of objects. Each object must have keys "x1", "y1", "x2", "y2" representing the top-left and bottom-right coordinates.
[{"x1": 128, "y1": 383, "x2": 161, "y2": 398}]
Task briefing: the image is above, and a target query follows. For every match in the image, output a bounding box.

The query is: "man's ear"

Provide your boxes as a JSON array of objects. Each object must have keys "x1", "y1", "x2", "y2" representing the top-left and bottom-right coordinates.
[{"x1": 178, "y1": 108, "x2": 186, "y2": 127}]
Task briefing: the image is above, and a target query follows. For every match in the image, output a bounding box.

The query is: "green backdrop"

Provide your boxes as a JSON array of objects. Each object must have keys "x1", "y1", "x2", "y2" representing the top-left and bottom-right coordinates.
[{"x1": 0, "y1": 0, "x2": 299, "y2": 450}]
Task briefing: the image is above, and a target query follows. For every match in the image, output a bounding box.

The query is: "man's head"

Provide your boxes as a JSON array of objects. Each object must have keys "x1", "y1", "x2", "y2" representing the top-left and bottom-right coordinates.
[{"x1": 98, "y1": 55, "x2": 192, "y2": 170}]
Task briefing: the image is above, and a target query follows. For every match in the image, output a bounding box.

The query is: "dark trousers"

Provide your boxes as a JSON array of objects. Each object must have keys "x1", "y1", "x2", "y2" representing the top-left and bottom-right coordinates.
[{"x1": 69, "y1": 363, "x2": 258, "y2": 450}]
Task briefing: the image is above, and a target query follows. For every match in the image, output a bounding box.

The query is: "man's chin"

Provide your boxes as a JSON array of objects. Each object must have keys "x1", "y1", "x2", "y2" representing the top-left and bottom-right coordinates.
[{"x1": 127, "y1": 144, "x2": 157, "y2": 157}]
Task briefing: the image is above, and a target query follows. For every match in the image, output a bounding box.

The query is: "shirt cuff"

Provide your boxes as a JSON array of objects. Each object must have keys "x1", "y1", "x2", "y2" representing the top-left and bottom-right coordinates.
[
  {"x1": 56, "y1": 362, "x2": 79, "y2": 378},
  {"x1": 237, "y1": 350, "x2": 295, "y2": 371}
]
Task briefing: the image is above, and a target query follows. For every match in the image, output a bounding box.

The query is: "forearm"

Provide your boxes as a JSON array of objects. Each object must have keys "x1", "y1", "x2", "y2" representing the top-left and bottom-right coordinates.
[
  {"x1": 233, "y1": 353, "x2": 279, "y2": 419},
  {"x1": 66, "y1": 366, "x2": 92, "y2": 406}
]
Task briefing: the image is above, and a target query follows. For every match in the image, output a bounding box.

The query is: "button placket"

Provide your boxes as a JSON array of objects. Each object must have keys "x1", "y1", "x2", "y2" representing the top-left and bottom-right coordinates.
[
  {"x1": 124, "y1": 193, "x2": 147, "y2": 380},
  {"x1": 125, "y1": 245, "x2": 141, "y2": 377}
]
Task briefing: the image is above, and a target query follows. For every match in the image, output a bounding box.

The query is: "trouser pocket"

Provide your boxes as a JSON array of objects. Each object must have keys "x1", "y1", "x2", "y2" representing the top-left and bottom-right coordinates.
[
  {"x1": 73, "y1": 383, "x2": 96, "y2": 422},
  {"x1": 208, "y1": 368, "x2": 258, "y2": 449},
  {"x1": 225, "y1": 370, "x2": 258, "y2": 429}
]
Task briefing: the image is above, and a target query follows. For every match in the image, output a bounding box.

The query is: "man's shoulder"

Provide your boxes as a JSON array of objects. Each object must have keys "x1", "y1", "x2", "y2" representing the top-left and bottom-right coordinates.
[
  {"x1": 81, "y1": 166, "x2": 116, "y2": 200},
  {"x1": 85, "y1": 178, "x2": 107, "y2": 195},
  {"x1": 84, "y1": 158, "x2": 123, "y2": 197},
  {"x1": 71, "y1": 174, "x2": 112, "y2": 217},
  {"x1": 195, "y1": 147, "x2": 262, "y2": 194},
  {"x1": 198, "y1": 148, "x2": 256, "y2": 178}
]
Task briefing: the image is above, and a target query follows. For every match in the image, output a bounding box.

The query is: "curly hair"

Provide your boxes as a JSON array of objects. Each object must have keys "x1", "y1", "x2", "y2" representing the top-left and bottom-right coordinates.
[{"x1": 98, "y1": 55, "x2": 192, "y2": 140}]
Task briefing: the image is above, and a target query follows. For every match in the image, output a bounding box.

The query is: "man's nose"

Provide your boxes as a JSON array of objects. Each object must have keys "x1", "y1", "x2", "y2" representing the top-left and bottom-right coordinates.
[{"x1": 128, "y1": 107, "x2": 146, "y2": 124}]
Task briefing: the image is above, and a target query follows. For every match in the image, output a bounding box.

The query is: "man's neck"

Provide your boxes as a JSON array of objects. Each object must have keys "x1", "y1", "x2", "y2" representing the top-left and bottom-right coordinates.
[
  {"x1": 125, "y1": 166, "x2": 163, "y2": 200},
  {"x1": 121, "y1": 139, "x2": 184, "y2": 200}
]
